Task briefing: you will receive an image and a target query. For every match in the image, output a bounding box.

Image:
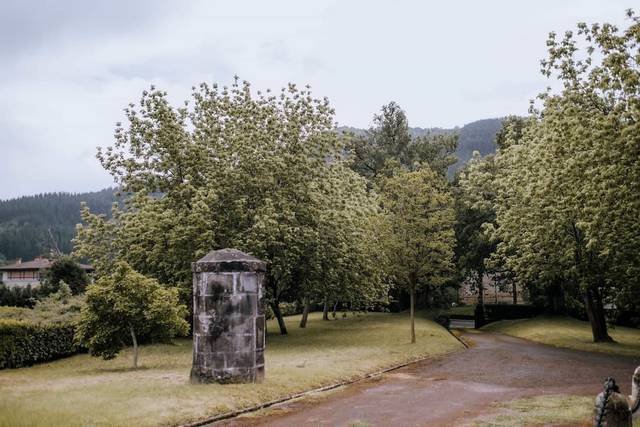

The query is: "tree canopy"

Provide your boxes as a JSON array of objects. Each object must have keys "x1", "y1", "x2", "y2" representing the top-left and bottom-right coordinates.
[
  {"x1": 40, "y1": 255, "x2": 89, "y2": 295},
  {"x1": 346, "y1": 102, "x2": 458, "y2": 181},
  {"x1": 74, "y1": 78, "x2": 385, "y2": 335},
  {"x1": 380, "y1": 168, "x2": 455, "y2": 343},
  {"x1": 75, "y1": 262, "x2": 188, "y2": 368},
  {"x1": 487, "y1": 10, "x2": 640, "y2": 341}
]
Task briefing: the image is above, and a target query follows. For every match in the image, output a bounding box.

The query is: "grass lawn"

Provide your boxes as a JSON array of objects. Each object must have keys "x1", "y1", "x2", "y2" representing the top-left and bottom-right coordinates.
[
  {"x1": 472, "y1": 394, "x2": 593, "y2": 427},
  {"x1": 483, "y1": 316, "x2": 640, "y2": 358},
  {"x1": 0, "y1": 311, "x2": 462, "y2": 427}
]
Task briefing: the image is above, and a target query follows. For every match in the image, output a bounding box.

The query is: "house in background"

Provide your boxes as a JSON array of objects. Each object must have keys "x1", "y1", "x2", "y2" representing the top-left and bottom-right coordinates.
[{"x1": 0, "y1": 257, "x2": 94, "y2": 288}]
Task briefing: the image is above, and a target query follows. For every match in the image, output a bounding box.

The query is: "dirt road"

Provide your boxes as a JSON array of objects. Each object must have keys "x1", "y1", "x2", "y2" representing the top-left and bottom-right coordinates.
[{"x1": 216, "y1": 331, "x2": 639, "y2": 426}]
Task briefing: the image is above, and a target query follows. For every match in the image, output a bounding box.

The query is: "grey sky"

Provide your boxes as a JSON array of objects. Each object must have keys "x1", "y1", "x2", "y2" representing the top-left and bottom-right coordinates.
[{"x1": 0, "y1": 0, "x2": 635, "y2": 199}]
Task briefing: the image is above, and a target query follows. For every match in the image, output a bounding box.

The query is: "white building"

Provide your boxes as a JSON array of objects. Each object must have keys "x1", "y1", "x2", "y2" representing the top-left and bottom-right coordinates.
[{"x1": 0, "y1": 257, "x2": 94, "y2": 288}]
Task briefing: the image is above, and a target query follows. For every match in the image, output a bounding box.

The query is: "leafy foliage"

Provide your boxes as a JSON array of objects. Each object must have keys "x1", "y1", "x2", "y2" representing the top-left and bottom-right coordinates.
[
  {"x1": 74, "y1": 78, "x2": 385, "y2": 335},
  {"x1": 339, "y1": 117, "x2": 503, "y2": 177},
  {"x1": 40, "y1": 255, "x2": 89, "y2": 295},
  {"x1": 489, "y1": 10, "x2": 640, "y2": 341},
  {"x1": 0, "y1": 320, "x2": 79, "y2": 369},
  {"x1": 75, "y1": 262, "x2": 188, "y2": 367},
  {"x1": 380, "y1": 168, "x2": 455, "y2": 342},
  {"x1": 0, "y1": 284, "x2": 40, "y2": 307},
  {"x1": 0, "y1": 284, "x2": 85, "y2": 324},
  {"x1": 454, "y1": 152, "x2": 499, "y2": 307},
  {"x1": 449, "y1": 118, "x2": 504, "y2": 172},
  {"x1": 346, "y1": 102, "x2": 458, "y2": 181}
]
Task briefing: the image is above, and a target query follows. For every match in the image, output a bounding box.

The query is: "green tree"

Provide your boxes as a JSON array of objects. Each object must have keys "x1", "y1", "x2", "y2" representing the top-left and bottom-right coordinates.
[
  {"x1": 381, "y1": 168, "x2": 455, "y2": 343},
  {"x1": 75, "y1": 262, "x2": 188, "y2": 368},
  {"x1": 296, "y1": 165, "x2": 388, "y2": 327},
  {"x1": 454, "y1": 152, "x2": 498, "y2": 309},
  {"x1": 74, "y1": 78, "x2": 381, "y2": 335},
  {"x1": 347, "y1": 102, "x2": 457, "y2": 182},
  {"x1": 491, "y1": 10, "x2": 640, "y2": 342},
  {"x1": 40, "y1": 255, "x2": 89, "y2": 295}
]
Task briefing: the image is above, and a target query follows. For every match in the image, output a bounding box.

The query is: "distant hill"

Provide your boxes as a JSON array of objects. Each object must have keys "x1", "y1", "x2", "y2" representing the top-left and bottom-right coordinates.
[
  {"x1": 339, "y1": 118, "x2": 504, "y2": 173},
  {"x1": 0, "y1": 189, "x2": 117, "y2": 262},
  {"x1": 449, "y1": 118, "x2": 503, "y2": 170}
]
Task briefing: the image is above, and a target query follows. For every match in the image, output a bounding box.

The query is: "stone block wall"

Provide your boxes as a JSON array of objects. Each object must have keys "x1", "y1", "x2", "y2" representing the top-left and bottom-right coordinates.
[{"x1": 190, "y1": 249, "x2": 266, "y2": 384}]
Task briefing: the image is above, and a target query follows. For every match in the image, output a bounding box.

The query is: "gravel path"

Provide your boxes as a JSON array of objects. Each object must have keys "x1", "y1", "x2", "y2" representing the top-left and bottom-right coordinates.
[{"x1": 216, "y1": 331, "x2": 639, "y2": 426}]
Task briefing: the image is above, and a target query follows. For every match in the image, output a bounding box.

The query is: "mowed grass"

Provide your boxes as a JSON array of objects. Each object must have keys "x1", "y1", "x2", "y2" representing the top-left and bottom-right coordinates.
[
  {"x1": 483, "y1": 316, "x2": 640, "y2": 357},
  {"x1": 473, "y1": 394, "x2": 594, "y2": 427},
  {"x1": 0, "y1": 311, "x2": 462, "y2": 427}
]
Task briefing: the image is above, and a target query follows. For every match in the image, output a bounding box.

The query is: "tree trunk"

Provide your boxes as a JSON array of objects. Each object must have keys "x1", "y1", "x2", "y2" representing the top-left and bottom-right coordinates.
[
  {"x1": 270, "y1": 301, "x2": 288, "y2": 335},
  {"x1": 322, "y1": 300, "x2": 329, "y2": 320},
  {"x1": 476, "y1": 270, "x2": 485, "y2": 308},
  {"x1": 410, "y1": 289, "x2": 416, "y2": 344},
  {"x1": 512, "y1": 281, "x2": 517, "y2": 305},
  {"x1": 332, "y1": 301, "x2": 338, "y2": 319},
  {"x1": 584, "y1": 287, "x2": 612, "y2": 343},
  {"x1": 129, "y1": 326, "x2": 138, "y2": 369},
  {"x1": 299, "y1": 298, "x2": 310, "y2": 328}
]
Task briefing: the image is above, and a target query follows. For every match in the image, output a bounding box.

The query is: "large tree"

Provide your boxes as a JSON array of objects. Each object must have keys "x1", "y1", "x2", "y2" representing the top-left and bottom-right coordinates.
[
  {"x1": 295, "y1": 164, "x2": 388, "y2": 327},
  {"x1": 74, "y1": 78, "x2": 382, "y2": 335},
  {"x1": 380, "y1": 168, "x2": 455, "y2": 343},
  {"x1": 490, "y1": 10, "x2": 640, "y2": 342}
]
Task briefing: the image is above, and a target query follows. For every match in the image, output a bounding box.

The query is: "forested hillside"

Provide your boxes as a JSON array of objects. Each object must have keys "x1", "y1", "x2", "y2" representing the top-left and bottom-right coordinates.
[
  {"x1": 449, "y1": 118, "x2": 504, "y2": 170},
  {"x1": 0, "y1": 189, "x2": 117, "y2": 261}
]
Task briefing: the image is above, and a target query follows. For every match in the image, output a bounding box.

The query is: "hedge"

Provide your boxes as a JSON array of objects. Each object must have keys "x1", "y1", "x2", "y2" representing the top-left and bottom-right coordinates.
[
  {"x1": 0, "y1": 284, "x2": 40, "y2": 308},
  {"x1": 475, "y1": 304, "x2": 541, "y2": 328},
  {"x1": 0, "y1": 320, "x2": 80, "y2": 369}
]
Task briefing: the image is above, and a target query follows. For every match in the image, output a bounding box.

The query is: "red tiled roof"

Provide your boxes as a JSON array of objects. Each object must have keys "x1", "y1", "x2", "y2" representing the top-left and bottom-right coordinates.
[{"x1": 0, "y1": 258, "x2": 94, "y2": 271}]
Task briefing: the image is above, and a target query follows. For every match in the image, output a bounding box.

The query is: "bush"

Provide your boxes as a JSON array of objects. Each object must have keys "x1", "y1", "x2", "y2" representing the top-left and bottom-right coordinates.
[
  {"x1": 0, "y1": 284, "x2": 40, "y2": 307},
  {"x1": 0, "y1": 285, "x2": 85, "y2": 324},
  {"x1": 477, "y1": 303, "x2": 541, "y2": 327},
  {"x1": 0, "y1": 320, "x2": 80, "y2": 369},
  {"x1": 40, "y1": 256, "x2": 89, "y2": 296}
]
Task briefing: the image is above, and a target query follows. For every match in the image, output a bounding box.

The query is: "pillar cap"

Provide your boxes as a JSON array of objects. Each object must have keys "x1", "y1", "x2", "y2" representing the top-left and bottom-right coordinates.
[{"x1": 192, "y1": 248, "x2": 266, "y2": 273}]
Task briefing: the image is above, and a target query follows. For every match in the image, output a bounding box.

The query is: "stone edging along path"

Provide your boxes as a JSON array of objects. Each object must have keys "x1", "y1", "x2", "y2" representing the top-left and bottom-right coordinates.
[{"x1": 179, "y1": 344, "x2": 468, "y2": 427}]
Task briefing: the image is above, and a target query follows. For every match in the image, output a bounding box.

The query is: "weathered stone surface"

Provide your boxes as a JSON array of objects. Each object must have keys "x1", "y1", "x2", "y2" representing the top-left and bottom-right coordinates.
[
  {"x1": 190, "y1": 249, "x2": 266, "y2": 384},
  {"x1": 192, "y1": 248, "x2": 266, "y2": 273},
  {"x1": 255, "y1": 316, "x2": 265, "y2": 350}
]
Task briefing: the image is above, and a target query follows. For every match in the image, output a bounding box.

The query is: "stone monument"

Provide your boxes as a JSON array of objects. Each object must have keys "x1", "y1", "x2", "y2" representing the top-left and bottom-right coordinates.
[{"x1": 190, "y1": 248, "x2": 266, "y2": 384}]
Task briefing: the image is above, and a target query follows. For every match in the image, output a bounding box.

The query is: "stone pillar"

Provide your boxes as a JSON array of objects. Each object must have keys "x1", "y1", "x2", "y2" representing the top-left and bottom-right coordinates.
[{"x1": 190, "y1": 249, "x2": 266, "y2": 384}]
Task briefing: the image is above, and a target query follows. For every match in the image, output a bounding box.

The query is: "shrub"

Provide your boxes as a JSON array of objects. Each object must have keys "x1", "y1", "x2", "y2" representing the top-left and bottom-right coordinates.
[
  {"x1": 0, "y1": 284, "x2": 39, "y2": 307},
  {"x1": 477, "y1": 303, "x2": 542, "y2": 327},
  {"x1": 0, "y1": 320, "x2": 80, "y2": 369},
  {"x1": 0, "y1": 284, "x2": 85, "y2": 324},
  {"x1": 484, "y1": 303, "x2": 541, "y2": 320}
]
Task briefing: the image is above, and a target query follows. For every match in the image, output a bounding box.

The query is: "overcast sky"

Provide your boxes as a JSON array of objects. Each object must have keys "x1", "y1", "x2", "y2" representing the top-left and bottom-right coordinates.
[{"x1": 0, "y1": 0, "x2": 635, "y2": 200}]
